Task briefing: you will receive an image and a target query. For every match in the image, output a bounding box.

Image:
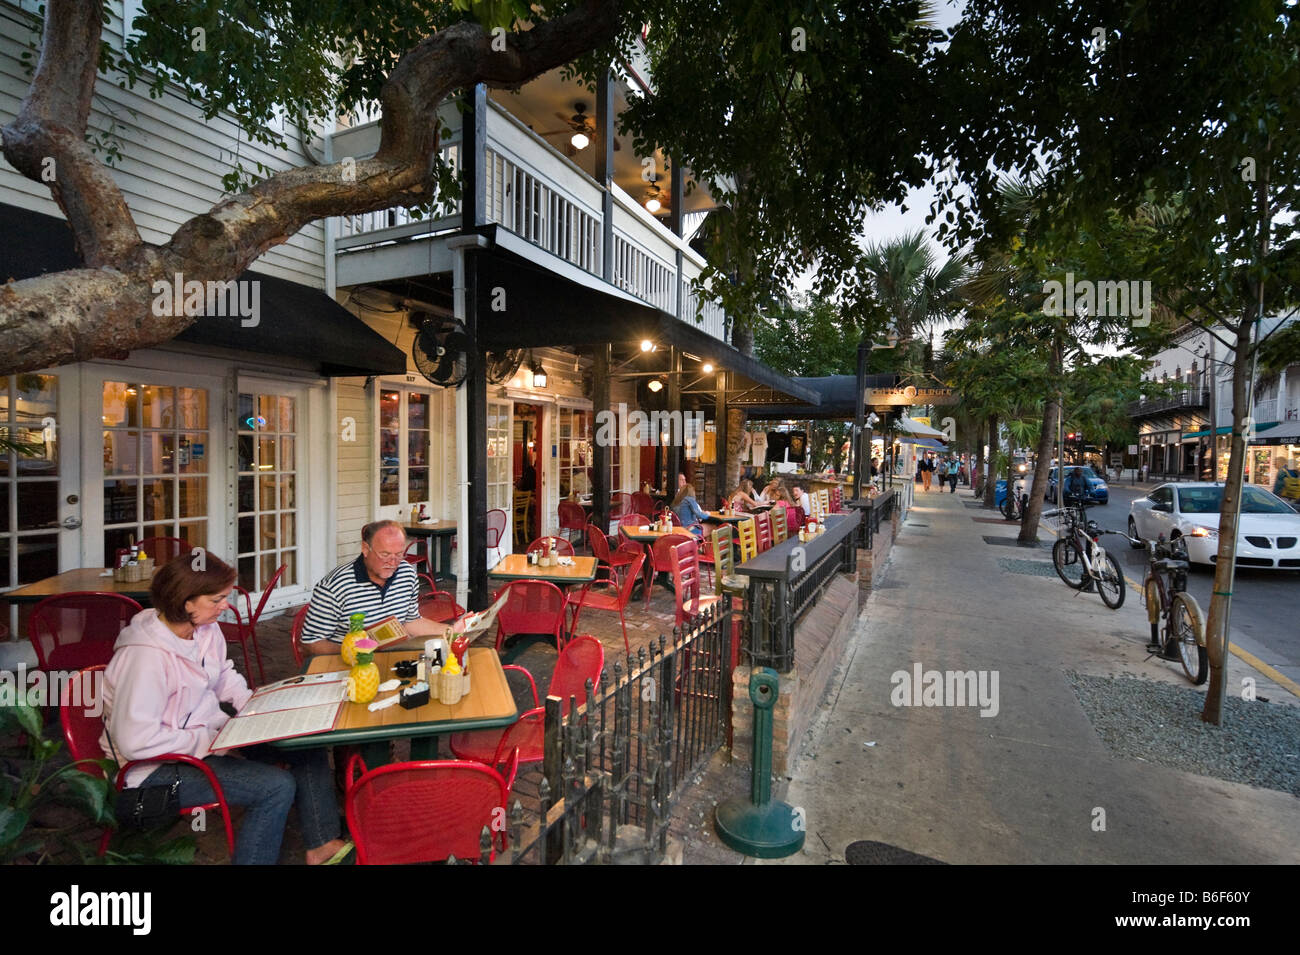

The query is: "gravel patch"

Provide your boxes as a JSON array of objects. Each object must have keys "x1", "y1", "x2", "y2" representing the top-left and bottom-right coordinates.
[{"x1": 1067, "y1": 671, "x2": 1300, "y2": 797}]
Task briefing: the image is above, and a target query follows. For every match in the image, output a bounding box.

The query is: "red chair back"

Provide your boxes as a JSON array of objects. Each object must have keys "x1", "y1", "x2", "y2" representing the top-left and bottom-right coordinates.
[
  {"x1": 547, "y1": 634, "x2": 604, "y2": 712},
  {"x1": 59, "y1": 665, "x2": 109, "y2": 778},
  {"x1": 631, "y1": 492, "x2": 655, "y2": 517},
  {"x1": 785, "y1": 502, "x2": 805, "y2": 530},
  {"x1": 611, "y1": 492, "x2": 633, "y2": 520},
  {"x1": 29, "y1": 593, "x2": 143, "y2": 672},
  {"x1": 494, "y1": 580, "x2": 566, "y2": 649},
  {"x1": 346, "y1": 751, "x2": 518, "y2": 864},
  {"x1": 557, "y1": 501, "x2": 587, "y2": 533},
  {"x1": 650, "y1": 533, "x2": 694, "y2": 573},
  {"x1": 290, "y1": 603, "x2": 311, "y2": 667},
  {"x1": 420, "y1": 589, "x2": 465, "y2": 624},
  {"x1": 615, "y1": 552, "x2": 646, "y2": 605},
  {"x1": 136, "y1": 536, "x2": 188, "y2": 563},
  {"x1": 486, "y1": 509, "x2": 507, "y2": 548},
  {"x1": 525, "y1": 536, "x2": 575, "y2": 557},
  {"x1": 587, "y1": 525, "x2": 615, "y2": 563},
  {"x1": 830, "y1": 486, "x2": 843, "y2": 513},
  {"x1": 755, "y1": 512, "x2": 773, "y2": 552},
  {"x1": 669, "y1": 539, "x2": 702, "y2": 626},
  {"x1": 618, "y1": 513, "x2": 651, "y2": 529}
]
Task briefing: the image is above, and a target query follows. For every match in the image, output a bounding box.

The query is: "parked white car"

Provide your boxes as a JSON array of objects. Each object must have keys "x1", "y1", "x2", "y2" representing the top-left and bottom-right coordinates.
[{"x1": 1128, "y1": 482, "x2": 1300, "y2": 569}]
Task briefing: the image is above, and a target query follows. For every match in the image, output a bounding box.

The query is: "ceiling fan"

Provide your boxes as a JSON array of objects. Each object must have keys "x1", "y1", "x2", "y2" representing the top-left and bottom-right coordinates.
[{"x1": 537, "y1": 102, "x2": 621, "y2": 156}]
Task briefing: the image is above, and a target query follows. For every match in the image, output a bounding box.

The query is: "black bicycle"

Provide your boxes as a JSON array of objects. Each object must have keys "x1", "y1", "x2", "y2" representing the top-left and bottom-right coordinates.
[{"x1": 1046, "y1": 502, "x2": 1126, "y2": 609}]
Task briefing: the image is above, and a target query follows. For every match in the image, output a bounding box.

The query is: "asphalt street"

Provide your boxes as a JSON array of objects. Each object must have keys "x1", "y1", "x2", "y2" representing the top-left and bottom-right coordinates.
[{"x1": 1041, "y1": 483, "x2": 1300, "y2": 687}]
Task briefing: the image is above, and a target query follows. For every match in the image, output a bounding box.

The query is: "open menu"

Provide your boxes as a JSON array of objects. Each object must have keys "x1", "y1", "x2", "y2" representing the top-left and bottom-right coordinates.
[{"x1": 211, "y1": 672, "x2": 349, "y2": 750}]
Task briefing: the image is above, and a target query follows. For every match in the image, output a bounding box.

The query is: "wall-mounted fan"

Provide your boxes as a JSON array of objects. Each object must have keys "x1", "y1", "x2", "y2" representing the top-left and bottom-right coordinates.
[
  {"x1": 537, "y1": 102, "x2": 621, "y2": 157},
  {"x1": 485, "y1": 348, "x2": 525, "y2": 384},
  {"x1": 412, "y1": 313, "x2": 471, "y2": 388}
]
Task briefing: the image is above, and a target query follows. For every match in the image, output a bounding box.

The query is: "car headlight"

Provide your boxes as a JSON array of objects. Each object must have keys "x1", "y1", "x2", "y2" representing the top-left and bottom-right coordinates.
[{"x1": 1189, "y1": 526, "x2": 1217, "y2": 538}]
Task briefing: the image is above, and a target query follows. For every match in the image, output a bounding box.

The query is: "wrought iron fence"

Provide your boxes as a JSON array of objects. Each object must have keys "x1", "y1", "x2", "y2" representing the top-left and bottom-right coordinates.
[
  {"x1": 853, "y1": 489, "x2": 897, "y2": 550},
  {"x1": 495, "y1": 603, "x2": 733, "y2": 864}
]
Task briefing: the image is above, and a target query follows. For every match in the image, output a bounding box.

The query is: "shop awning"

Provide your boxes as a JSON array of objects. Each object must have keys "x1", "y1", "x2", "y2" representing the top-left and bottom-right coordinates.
[
  {"x1": 1183, "y1": 423, "x2": 1282, "y2": 441},
  {"x1": 0, "y1": 203, "x2": 407, "y2": 377},
  {"x1": 1251, "y1": 420, "x2": 1300, "y2": 445},
  {"x1": 895, "y1": 416, "x2": 948, "y2": 439},
  {"x1": 898, "y1": 436, "x2": 948, "y2": 450}
]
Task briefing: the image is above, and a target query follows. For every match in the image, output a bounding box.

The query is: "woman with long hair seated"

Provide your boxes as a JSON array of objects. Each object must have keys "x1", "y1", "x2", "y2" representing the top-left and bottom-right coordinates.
[
  {"x1": 729, "y1": 479, "x2": 763, "y2": 513},
  {"x1": 671, "y1": 482, "x2": 708, "y2": 536},
  {"x1": 100, "y1": 553, "x2": 351, "y2": 865}
]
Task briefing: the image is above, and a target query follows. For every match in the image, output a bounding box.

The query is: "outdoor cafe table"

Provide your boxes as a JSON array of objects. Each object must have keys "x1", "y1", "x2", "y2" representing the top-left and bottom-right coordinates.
[
  {"x1": 272, "y1": 647, "x2": 516, "y2": 763},
  {"x1": 402, "y1": 520, "x2": 457, "y2": 583},
  {"x1": 487, "y1": 554, "x2": 598, "y2": 586},
  {"x1": 702, "y1": 510, "x2": 762, "y2": 525},
  {"x1": 2, "y1": 567, "x2": 156, "y2": 605},
  {"x1": 619, "y1": 525, "x2": 693, "y2": 595}
]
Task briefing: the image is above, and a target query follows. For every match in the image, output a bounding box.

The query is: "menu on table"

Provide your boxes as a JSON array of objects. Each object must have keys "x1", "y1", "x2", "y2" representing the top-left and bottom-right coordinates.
[{"x1": 211, "y1": 673, "x2": 349, "y2": 749}]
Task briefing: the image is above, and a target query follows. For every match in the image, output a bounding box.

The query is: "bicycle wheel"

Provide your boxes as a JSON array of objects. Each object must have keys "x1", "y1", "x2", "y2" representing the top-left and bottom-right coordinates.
[
  {"x1": 1053, "y1": 538, "x2": 1087, "y2": 589},
  {"x1": 1002, "y1": 493, "x2": 1018, "y2": 521},
  {"x1": 1169, "y1": 592, "x2": 1208, "y2": 685},
  {"x1": 1097, "y1": 552, "x2": 1125, "y2": 609}
]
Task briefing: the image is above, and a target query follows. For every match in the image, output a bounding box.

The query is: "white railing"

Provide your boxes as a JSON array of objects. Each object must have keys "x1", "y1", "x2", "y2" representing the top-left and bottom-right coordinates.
[
  {"x1": 1253, "y1": 398, "x2": 1278, "y2": 422},
  {"x1": 483, "y1": 147, "x2": 603, "y2": 274},
  {"x1": 611, "y1": 231, "x2": 675, "y2": 312}
]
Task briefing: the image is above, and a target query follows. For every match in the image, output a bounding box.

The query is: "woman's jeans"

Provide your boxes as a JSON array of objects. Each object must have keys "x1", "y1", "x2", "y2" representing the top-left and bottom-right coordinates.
[{"x1": 141, "y1": 745, "x2": 339, "y2": 865}]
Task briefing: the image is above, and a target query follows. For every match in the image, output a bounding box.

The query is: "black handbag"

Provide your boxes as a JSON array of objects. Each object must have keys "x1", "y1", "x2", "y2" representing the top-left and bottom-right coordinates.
[{"x1": 114, "y1": 768, "x2": 183, "y2": 831}]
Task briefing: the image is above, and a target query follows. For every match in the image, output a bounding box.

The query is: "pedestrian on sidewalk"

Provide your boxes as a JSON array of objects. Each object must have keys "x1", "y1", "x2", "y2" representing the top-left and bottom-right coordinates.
[
  {"x1": 921, "y1": 456, "x2": 933, "y2": 492},
  {"x1": 947, "y1": 458, "x2": 960, "y2": 492}
]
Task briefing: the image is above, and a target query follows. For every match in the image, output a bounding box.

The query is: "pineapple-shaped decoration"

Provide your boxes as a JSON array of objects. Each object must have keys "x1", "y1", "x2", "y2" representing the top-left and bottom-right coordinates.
[
  {"x1": 340, "y1": 612, "x2": 366, "y2": 666},
  {"x1": 347, "y1": 638, "x2": 380, "y2": 704}
]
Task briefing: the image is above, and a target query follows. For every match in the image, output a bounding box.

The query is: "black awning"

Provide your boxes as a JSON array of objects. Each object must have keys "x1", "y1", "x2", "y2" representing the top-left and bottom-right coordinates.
[
  {"x1": 471, "y1": 231, "x2": 820, "y2": 408},
  {"x1": 740, "y1": 374, "x2": 901, "y2": 420},
  {"x1": 0, "y1": 203, "x2": 406, "y2": 377}
]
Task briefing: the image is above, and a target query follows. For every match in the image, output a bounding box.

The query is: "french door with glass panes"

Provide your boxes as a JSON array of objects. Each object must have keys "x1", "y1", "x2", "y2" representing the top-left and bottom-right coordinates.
[
  {"x1": 86, "y1": 367, "x2": 224, "y2": 567},
  {"x1": 0, "y1": 371, "x2": 82, "y2": 605},
  {"x1": 377, "y1": 384, "x2": 441, "y2": 522},
  {"x1": 235, "y1": 383, "x2": 306, "y2": 595},
  {"x1": 486, "y1": 399, "x2": 512, "y2": 548}
]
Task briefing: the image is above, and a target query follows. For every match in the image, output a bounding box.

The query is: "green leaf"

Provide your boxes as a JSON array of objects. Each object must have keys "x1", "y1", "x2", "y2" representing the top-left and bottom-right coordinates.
[
  {"x1": 12, "y1": 701, "x2": 43, "y2": 739},
  {"x1": 50, "y1": 770, "x2": 111, "y2": 823},
  {"x1": 0, "y1": 807, "x2": 30, "y2": 848}
]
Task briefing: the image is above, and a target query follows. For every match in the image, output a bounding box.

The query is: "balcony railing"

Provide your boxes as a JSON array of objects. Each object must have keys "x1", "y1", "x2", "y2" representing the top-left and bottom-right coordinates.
[
  {"x1": 1128, "y1": 388, "x2": 1209, "y2": 417},
  {"x1": 327, "y1": 98, "x2": 729, "y2": 342}
]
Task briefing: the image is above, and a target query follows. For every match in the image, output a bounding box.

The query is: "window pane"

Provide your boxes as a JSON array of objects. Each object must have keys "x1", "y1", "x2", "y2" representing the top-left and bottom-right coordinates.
[
  {"x1": 259, "y1": 476, "x2": 277, "y2": 510},
  {"x1": 281, "y1": 549, "x2": 297, "y2": 587},
  {"x1": 409, "y1": 393, "x2": 429, "y2": 430},
  {"x1": 380, "y1": 467, "x2": 399, "y2": 506},
  {"x1": 408, "y1": 467, "x2": 429, "y2": 503},
  {"x1": 143, "y1": 432, "x2": 174, "y2": 474},
  {"x1": 380, "y1": 428, "x2": 399, "y2": 471},
  {"x1": 178, "y1": 478, "x2": 206, "y2": 518},
  {"x1": 280, "y1": 512, "x2": 296, "y2": 547},
  {"x1": 15, "y1": 373, "x2": 57, "y2": 426},
  {"x1": 104, "y1": 527, "x2": 136, "y2": 564},
  {"x1": 17, "y1": 533, "x2": 58, "y2": 585},
  {"x1": 407, "y1": 429, "x2": 426, "y2": 467},
  {"x1": 259, "y1": 514, "x2": 277, "y2": 550},
  {"x1": 104, "y1": 480, "x2": 138, "y2": 524},
  {"x1": 0, "y1": 537, "x2": 9, "y2": 589},
  {"x1": 102, "y1": 382, "x2": 132, "y2": 427},
  {"x1": 257, "y1": 394, "x2": 279, "y2": 433},
  {"x1": 238, "y1": 555, "x2": 256, "y2": 591},
  {"x1": 0, "y1": 484, "x2": 8, "y2": 531},
  {"x1": 239, "y1": 515, "x2": 254, "y2": 553},
  {"x1": 238, "y1": 434, "x2": 254, "y2": 472},
  {"x1": 276, "y1": 396, "x2": 295, "y2": 433},
  {"x1": 16, "y1": 481, "x2": 56, "y2": 531},
  {"x1": 104, "y1": 431, "x2": 139, "y2": 475},
  {"x1": 237, "y1": 392, "x2": 255, "y2": 432},
  {"x1": 238, "y1": 475, "x2": 254, "y2": 512},
  {"x1": 142, "y1": 478, "x2": 171, "y2": 521},
  {"x1": 179, "y1": 433, "x2": 208, "y2": 473},
  {"x1": 179, "y1": 520, "x2": 207, "y2": 551},
  {"x1": 258, "y1": 437, "x2": 276, "y2": 472},
  {"x1": 177, "y1": 388, "x2": 207, "y2": 429},
  {"x1": 280, "y1": 475, "x2": 295, "y2": 509},
  {"x1": 259, "y1": 553, "x2": 279, "y2": 587},
  {"x1": 278, "y1": 436, "x2": 294, "y2": 472},
  {"x1": 139, "y1": 386, "x2": 174, "y2": 428}
]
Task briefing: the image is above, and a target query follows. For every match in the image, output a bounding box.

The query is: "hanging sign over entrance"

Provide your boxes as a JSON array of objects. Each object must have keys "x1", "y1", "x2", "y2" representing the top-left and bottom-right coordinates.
[{"x1": 865, "y1": 386, "x2": 957, "y2": 406}]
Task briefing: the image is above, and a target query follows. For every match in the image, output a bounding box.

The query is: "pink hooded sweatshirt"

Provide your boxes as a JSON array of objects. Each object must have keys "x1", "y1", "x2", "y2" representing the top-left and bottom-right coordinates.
[{"x1": 101, "y1": 609, "x2": 253, "y2": 788}]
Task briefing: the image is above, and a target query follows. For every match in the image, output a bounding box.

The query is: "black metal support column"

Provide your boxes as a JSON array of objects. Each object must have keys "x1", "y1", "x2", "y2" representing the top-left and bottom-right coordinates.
[
  {"x1": 462, "y1": 84, "x2": 487, "y2": 232},
  {"x1": 714, "y1": 370, "x2": 727, "y2": 507},
  {"x1": 596, "y1": 69, "x2": 615, "y2": 283},
  {"x1": 593, "y1": 344, "x2": 612, "y2": 533},
  {"x1": 852, "y1": 338, "x2": 867, "y2": 501},
  {"x1": 667, "y1": 346, "x2": 682, "y2": 490},
  {"x1": 465, "y1": 251, "x2": 488, "y2": 610}
]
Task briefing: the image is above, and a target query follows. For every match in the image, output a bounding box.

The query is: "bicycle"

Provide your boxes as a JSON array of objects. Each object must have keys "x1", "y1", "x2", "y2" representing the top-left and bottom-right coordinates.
[
  {"x1": 1045, "y1": 502, "x2": 1126, "y2": 609},
  {"x1": 1128, "y1": 533, "x2": 1208, "y2": 684},
  {"x1": 1001, "y1": 476, "x2": 1025, "y2": 521}
]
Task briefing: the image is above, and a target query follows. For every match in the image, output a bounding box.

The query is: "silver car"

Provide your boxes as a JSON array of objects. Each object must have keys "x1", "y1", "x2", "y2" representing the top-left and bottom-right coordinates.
[{"x1": 1128, "y1": 482, "x2": 1300, "y2": 568}]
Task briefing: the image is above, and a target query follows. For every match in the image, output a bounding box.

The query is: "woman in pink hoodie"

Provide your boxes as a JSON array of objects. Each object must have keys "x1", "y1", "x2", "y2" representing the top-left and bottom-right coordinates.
[{"x1": 101, "y1": 554, "x2": 350, "y2": 865}]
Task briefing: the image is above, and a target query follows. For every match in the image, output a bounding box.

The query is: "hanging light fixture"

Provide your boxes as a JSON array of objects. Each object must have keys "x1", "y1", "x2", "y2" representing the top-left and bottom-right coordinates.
[
  {"x1": 647, "y1": 378, "x2": 663, "y2": 393},
  {"x1": 702, "y1": 362, "x2": 714, "y2": 373},
  {"x1": 640, "y1": 339, "x2": 655, "y2": 352},
  {"x1": 570, "y1": 130, "x2": 590, "y2": 151},
  {"x1": 529, "y1": 351, "x2": 548, "y2": 389},
  {"x1": 644, "y1": 182, "x2": 663, "y2": 213}
]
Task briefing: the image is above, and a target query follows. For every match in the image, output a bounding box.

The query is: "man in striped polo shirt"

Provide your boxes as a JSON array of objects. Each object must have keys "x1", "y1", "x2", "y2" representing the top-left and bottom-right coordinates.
[{"x1": 300, "y1": 520, "x2": 445, "y2": 654}]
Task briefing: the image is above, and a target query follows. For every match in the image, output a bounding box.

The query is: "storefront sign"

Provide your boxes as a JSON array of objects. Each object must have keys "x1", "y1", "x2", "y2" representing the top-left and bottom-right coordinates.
[{"x1": 865, "y1": 386, "x2": 957, "y2": 406}]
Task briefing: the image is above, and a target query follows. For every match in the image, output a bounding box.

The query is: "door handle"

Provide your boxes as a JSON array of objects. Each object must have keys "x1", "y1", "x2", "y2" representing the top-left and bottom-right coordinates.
[{"x1": 61, "y1": 516, "x2": 82, "y2": 530}]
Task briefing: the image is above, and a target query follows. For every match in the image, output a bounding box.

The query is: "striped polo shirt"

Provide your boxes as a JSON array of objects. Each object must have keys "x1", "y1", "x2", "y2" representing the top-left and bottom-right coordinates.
[{"x1": 300, "y1": 556, "x2": 421, "y2": 645}]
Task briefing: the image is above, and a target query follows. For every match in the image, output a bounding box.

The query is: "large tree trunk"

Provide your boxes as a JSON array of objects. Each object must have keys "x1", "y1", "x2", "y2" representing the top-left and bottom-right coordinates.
[
  {"x1": 1201, "y1": 322, "x2": 1253, "y2": 725},
  {"x1": 1019, "y1": 333, "x2": 1063, "y2": 544}
]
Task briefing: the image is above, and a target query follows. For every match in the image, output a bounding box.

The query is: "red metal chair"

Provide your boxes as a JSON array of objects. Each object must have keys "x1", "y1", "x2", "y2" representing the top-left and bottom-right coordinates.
[
  {"x1": 61, "y1": 666, "x2": 236, "y2": 858},
  {"x1": 345, "y1": 749, "x2": 520, "y2": 864},
  {"x1": 29, "y1": 593, "x2": 143, "y2": 673},
  {"x1": 486, "y1": 509, "x2": 508, "y2": 565},
  {"x1": 557, "y1": 500, "x2": 588, "y2": 551},
  {"x1": 290, "y1": 602, "x2": 311, "y2": 668},
  {"x1": 449, "y1": 635, "x2": 604, "y2": 770},
  {"x1": 610, "y1": 492, "x2": 634, "y2": 521},
  {"x1": 136, "y1": 536, "x2": 189, "y2": 563},
  {"x1": 668, "y1": 539, "x2": 721, "y2": 627},
  {"x1": 492, "y1": 579, "x2": 567, "y2": 651},
  {"x1": 754, "y1": 512, "x2": 773, "y2": 552},
  {"x1": 218, "y1": 563, "x2": 286, "y2": 687},
  {"x1": 631, "y1": 491, "x2": 656, "y2": 517},
  {"x1": 525, "y1": 536, "x2": 575, "y2": 557},
  {"x1": 644, "y1": 532, "x2": 694, "y2": 608},
  {"x1": 587, "y1": 523, "x2": 639, "y2": 583},
  {"x1": 696, "y1": 525, "x2": 720, "y2": 589},
  {"x1": 565, "y1": 552, "x2": 645, "y2": 653},
  {"x1": 420, "y1": 589, "x2": 465, "y2": 624},
  {"x1": 402, "y1": 538, "x2": 430, "y2": 576},
  {"x1": 617, "y1": 512, "x2": 651, "y2": 529},
  {"x1": 830, "y1": 485, "x2": 844, "y2": 513}
]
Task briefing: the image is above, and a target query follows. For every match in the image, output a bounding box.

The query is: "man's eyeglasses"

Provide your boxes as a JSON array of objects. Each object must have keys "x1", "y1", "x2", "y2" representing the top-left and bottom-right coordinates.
[{"x1": 371, "y1": 550, "x2": 404, "y2": 563}]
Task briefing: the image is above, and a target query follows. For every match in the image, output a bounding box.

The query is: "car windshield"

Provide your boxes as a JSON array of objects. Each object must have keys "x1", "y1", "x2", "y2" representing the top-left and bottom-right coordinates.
[
  {"x1": 1057, "y1": 467, "x2": 1097, "y2": 481},
  {"x1": 1178, "y1": 486, "x2": 1296, "y2": 514}
]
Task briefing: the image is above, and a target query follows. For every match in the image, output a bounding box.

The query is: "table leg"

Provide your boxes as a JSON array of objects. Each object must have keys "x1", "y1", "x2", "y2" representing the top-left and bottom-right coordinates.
[
  {"x1": 410, "y1": 735, "x2": 441, "y2": 760},
  {"x1": 436, "y1": 535, "x2": 455, "y2": 583},
  {"x1": 359, "y1": 740, "x2": 391, "y2": 768}
]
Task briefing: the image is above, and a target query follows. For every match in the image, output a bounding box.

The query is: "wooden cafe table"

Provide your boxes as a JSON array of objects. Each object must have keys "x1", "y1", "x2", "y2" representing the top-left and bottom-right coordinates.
[
  {"x1": 487, "y1": 554, "x2": 598, "y2": 586},
  {"x1": 272, "y1": 647, "x2": 517, "y2": 762},
  {"x1": 401, "y1": 520, "x2": 458, "y2": 583},
  {"x1": 2, "y1": 567, "x2": 156, "y2": 605}
]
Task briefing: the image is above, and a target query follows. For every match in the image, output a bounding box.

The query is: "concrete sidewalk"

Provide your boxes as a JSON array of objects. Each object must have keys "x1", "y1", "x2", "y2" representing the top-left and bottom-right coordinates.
[{"x1": 763, "y1": 490, "x2": 1300, "y2": 865}]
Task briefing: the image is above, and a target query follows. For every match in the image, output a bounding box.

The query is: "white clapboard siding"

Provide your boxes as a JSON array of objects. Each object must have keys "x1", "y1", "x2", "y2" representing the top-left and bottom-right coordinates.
[
  {"x1": 335, "y1": 377, "x2": 372, "y2": 563},
  {"x1": 0, "y1": 1, "x2": 325, "y2": 288}
]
